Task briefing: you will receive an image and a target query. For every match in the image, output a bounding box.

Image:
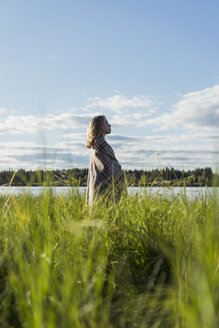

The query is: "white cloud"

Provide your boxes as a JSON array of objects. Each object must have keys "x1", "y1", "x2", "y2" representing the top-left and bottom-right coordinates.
[
  {"x1": 1, "y1": 87, "x2": 218, "y2": 135},
  {"x1": 85, "y1": 94, "x2": 155, "y2": 113},
  {"x1": 0, "y1": 94, "x2": 158, "y2": 134},
  {"x1": 147, "y1": 85, "x2": 219, "y2": 130},
  {"x1": 48, "y1": 54, "x2": 55, "y2": 60},
  {"x1": 0, "y1": 107, "x2": 6, "y2": 114},
  {"x1": 0, "y1": 88, "x2": 218, "y2": 170},
  {"x1": 0, "y1": 112, "x2": 94, "y2": 135},
  {"x1": 0, "y1": 129, "x2": 217, "y2": 171},
  {"x1": 83, "y1": 94, "x2": 159, "y2": 128},
  {"x1": 61, "y1": 132, "x2": 86, "y2": 139},
  {"x1": 107, "y1": 132, "x2": 219, "y2": 169},
  {"x1": 0, "y1": 141, "x2": 89, "y2": 170}
]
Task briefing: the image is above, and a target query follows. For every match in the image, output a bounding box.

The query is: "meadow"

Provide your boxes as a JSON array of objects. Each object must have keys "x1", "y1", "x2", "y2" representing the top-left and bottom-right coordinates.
[{"x1": 0, "y1": 186, "x2": 218, "y2": 327}]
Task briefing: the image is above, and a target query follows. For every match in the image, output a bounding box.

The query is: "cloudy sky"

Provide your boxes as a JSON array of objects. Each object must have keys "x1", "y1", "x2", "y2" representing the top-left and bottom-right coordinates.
[{"x1": 0, "y1": 0, "x2": 219, "y2": 171}]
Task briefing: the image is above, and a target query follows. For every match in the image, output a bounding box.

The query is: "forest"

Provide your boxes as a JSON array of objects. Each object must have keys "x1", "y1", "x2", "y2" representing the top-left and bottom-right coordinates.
[{"x1": 0, "y1": 166, "x2": 218, "y2": 187}]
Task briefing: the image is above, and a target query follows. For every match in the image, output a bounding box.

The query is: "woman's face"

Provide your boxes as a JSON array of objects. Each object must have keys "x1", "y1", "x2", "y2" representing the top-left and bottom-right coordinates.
[{"x1": 102, "y1": 117, "x2": 111, "y2": 135}]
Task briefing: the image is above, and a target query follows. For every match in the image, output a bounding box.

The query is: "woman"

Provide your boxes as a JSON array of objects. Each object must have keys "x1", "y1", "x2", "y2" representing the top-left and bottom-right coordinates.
[{"x1": 86, "y1": 115, "x2": 125, "y2": 205}]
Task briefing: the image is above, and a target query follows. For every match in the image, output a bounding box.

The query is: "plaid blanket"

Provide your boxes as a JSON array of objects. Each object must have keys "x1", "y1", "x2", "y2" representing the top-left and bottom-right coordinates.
[{"x1": 86, "y1": 137, "x2": 125, "y2": 205}]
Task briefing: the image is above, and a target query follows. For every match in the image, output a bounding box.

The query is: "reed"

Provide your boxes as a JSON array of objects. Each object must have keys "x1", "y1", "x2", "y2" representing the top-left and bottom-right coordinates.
[{"x1": 0, "y1": 186, "x2": 218, "y2": 327}]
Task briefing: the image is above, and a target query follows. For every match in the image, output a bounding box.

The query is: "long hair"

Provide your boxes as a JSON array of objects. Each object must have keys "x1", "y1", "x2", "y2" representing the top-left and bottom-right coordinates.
[{"x1": 86, "y1": 115, "x2": 105, "y2": 148}]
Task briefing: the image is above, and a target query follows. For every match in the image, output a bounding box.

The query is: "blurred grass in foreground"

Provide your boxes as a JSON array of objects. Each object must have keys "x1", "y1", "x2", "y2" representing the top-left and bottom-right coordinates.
[{"x1": 0, "y1": 187, "x2": 218, "y2": 327}]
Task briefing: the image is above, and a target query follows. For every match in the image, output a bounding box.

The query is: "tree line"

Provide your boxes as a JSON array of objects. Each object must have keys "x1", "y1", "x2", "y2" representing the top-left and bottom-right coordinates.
[{"x1": 0, "y1": 167, "x2": 218, "y2": 187}]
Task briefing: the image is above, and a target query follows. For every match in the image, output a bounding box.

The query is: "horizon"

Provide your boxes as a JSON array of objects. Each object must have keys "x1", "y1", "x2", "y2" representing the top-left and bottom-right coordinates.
[
  {"x1": 0, "y1": 166, "x2": 217, "y2": 174},
  {"x1": 1, "y1": 0, "x2": 219, "y2": 171}
]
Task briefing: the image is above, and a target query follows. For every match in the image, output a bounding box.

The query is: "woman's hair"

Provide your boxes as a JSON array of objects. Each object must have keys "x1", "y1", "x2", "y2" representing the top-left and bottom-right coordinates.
[{"x1": 86, "y1": 115, "x2": 105, "y2": 148}]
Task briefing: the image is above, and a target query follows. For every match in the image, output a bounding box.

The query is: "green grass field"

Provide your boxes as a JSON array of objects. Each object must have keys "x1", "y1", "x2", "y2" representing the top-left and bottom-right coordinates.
[{"x1": 0, "y1": 187, "x2": 218, "y2": 327}]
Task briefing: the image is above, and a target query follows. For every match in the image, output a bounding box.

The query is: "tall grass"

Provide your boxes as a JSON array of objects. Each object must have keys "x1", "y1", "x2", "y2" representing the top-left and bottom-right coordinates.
[{"x1": 0, "y1": 187, "x2": 218, "y2": 327}]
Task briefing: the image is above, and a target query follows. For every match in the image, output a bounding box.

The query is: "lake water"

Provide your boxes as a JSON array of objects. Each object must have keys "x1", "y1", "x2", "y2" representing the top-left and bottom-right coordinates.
[{"x1": 0, "y1": 186, "x2": 218, "y2": 201}]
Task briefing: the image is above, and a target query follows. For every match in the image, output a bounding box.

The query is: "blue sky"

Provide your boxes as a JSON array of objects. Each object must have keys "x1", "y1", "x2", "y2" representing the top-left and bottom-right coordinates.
[{"x1": 0, "y1": 0, "x2": 219, "y2": 171}]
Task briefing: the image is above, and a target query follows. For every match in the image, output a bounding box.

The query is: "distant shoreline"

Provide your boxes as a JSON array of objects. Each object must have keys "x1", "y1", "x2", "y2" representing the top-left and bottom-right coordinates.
[
  {"x1": 1, "y1": 182, "x2": 216, "y2": 188},
  {"x1": 0, "y1": 167, "x2": 218, "y2": 187}
]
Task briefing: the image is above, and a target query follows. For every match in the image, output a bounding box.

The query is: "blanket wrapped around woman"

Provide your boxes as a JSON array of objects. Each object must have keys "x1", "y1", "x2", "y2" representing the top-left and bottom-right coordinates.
[{"x1": 86, "y1": 137, "x2": 125, "y2": 205}]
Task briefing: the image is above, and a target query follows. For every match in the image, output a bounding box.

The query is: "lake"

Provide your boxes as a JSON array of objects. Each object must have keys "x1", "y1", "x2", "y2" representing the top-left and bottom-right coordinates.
[{"x1": 0, "y1": 186, "x2": 218, "y2": 201}]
